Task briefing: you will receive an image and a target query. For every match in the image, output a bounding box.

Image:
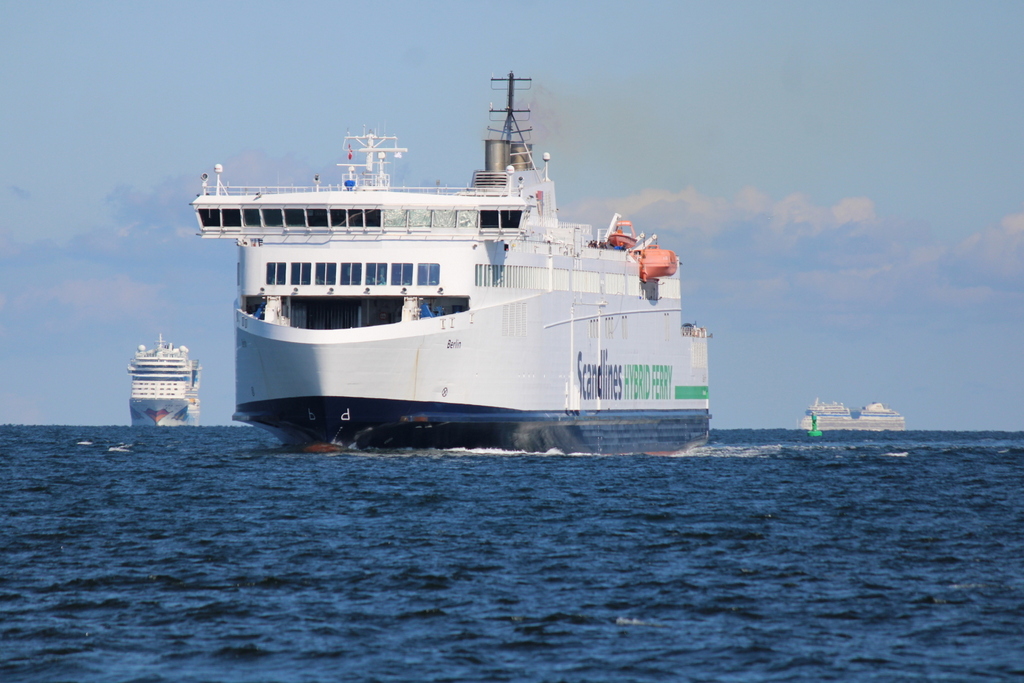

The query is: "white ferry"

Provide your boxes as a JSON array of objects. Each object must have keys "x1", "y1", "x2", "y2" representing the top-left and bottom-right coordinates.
[
  {"x1": 128, "y1": 335, "x2": 201, "y2": 426},
  {"x1": 192, "y1": 73, "x2": 711, "y2": 453},
  {"x1": 853, "y1": 402, "x2": 906, "y2": 430},
  {"x1": 799, "y1": 399, "x2": 905, "y2": 431}
]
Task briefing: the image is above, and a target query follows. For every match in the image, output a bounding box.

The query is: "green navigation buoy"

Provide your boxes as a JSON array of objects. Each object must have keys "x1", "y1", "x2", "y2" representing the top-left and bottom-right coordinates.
[{"x1": 807, "y1": 413, "x2": 823, "y2": 437}]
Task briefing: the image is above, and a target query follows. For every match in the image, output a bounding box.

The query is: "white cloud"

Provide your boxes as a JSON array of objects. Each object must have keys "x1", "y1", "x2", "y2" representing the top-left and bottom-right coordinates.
[
  {"x1": 565, "y1": 186, "x2": 1024, "y2": 326},
  {"x1": 831, "y1": 196, "x2": 877, "y2": 225},
  {"x1": 11, "y1": 275, "x2": 165, "y2": 328},
  {"x1": 948, "y1": 206, "x2": 1024, "y2": 290}
]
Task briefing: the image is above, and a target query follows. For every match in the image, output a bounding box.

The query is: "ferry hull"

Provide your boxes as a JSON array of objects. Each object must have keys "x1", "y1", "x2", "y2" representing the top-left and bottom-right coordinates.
[
  {"x1": 233, "y1": 302, "x2": 711, "y2": 453},
  {"x1": 236, "y1": 396, "x2": 709, "y2": 454},
  {"x1": 798, "y1": 416, "x2": 905, "y2": 431},
  {"x1": 129, "y1": 399, "x2": 194, "y2": 427}
]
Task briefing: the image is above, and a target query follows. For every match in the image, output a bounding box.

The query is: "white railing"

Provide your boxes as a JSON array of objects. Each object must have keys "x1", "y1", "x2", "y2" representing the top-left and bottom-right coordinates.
[{"x1": 200, "y1": 183, "x2": 518, "y2": 197}]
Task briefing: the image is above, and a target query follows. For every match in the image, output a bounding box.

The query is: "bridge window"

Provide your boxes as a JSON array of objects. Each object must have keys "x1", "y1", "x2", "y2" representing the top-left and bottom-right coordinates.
[
  {"x1": 222, "y1": 208, "x2": 242, "y2": 227},
  {"x1": 262, "y1": 209, "x2": 283, "y2": 227},
  {"x1": 199, "y1": 208, "x2": 220, "y2": 227},
  {"x1": 433, "y1": 210, "x2": 456, "y2": 228},
  {"x1": 417, "y1": 263, "x2": 440, "y2": 286},
  {"x1": 315, "y1": 263, "x2": 336, "y2": 285},
  {"x1": 365, "y1": 263, "x2": 387, "y2": 286},
  {"x1": 285, "y1": 209, "x2": 306, "y2": 227},
  {"x1": 384, "y1": 209, "x2": 407, "y2": 228},
  {"x1": 290, "y1": 262, "x2": 311, "y2": 286},
  {"x1": 408, "y1": 209, "x2": 431, "y2": 228},
  {"x1": 339, "y1": 263, "x2": 362, "y2": 285},
  {"x1": 391, "y1": 263, "x2": 413, "y2": 286},
  {"x1": 307, "y1": 209, "x2": 328, "y2": 227},
  {"x1": 480, "y1": 210, "x2": 523, "y2": 229},
  {"x1": 266, "y1": 262, "x2": 286, "y2": 285},
  {"x1": 458, "y1": 210, "x2": 478, "y2": 228},
  {"x1": 501, "y1": 210, "x2": 523, "y2": 227},
  {"x1": 243, "y1": 208, "x2": 261, "y2": 226},
  {"x1": 329, "y1": 209, "x2": 382, "y2": 228}
]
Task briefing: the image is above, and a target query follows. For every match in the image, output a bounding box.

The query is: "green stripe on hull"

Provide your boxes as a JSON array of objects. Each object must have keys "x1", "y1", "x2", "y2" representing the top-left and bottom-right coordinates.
[{"x1": 675, "y1": 386, "x2": 709, "y2": 400}]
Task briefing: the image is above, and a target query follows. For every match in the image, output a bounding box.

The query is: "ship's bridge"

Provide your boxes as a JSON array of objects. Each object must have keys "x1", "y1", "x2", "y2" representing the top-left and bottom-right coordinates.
[{"x1": 194, "y1": 197, "x2": 530, "y2": 242}]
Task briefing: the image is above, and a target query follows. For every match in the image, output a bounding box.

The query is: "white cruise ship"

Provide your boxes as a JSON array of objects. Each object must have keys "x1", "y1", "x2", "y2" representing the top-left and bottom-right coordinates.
[
  {"x1": 853, "y1": 402, "x2": 906, "y2": 430},
  {"x1": 191, "y1": 73, "x2": 711, "y2": 453},
  {"x1": 799, "y1": 399, "x2": 905, "y2": 431},
  {"x1": 128, "y1": 335, "x2": 201, "y2": 426}
]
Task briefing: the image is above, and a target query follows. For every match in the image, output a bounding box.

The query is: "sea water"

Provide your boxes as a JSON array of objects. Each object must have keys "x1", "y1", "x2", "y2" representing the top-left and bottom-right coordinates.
[{"x1": 1, "y1": 426, "x2": 1022, "y2": 682}]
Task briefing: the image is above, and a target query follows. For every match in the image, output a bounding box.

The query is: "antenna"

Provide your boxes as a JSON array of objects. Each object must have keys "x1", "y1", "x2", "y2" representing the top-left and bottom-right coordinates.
[
  {"x1": 488, "y1": 71, "x2": 535, "y2": 171},
  {"x1": 489, "y1": 71, "x2": 533, "y2": 142},
  {"x1": 337, "y1": 127, "x2": 407, "y2": 189}
]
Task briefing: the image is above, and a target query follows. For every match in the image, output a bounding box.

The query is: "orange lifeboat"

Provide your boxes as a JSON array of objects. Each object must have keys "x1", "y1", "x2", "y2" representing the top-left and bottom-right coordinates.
[
  {"x1": 607, "y1": 220, "x2": 637, "y2": 249},
  {"x1": 633, "y1": 245, "x2": 678, "y2": 282}
]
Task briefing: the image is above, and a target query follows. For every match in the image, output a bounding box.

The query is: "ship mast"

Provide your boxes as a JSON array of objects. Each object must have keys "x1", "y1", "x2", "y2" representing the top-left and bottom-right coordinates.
[
  {"x1": 490, "y1": 71, "x2": 532, "y2": 142},
  {"x1": 487, "y1": 71, "x2": 534, "y2": 170}
]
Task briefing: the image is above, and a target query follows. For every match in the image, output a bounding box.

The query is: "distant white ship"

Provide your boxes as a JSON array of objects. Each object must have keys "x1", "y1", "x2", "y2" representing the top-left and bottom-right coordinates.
[
  {"x1": 799, "y1": 399, "x2": 905, "y2": 431},
  {"x1": 128, "y1": 335, "x2": 201, "y2": 426}
]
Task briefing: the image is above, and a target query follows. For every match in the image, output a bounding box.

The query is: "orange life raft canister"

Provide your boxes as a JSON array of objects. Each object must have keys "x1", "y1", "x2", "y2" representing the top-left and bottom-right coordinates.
[{"x1": 634, "y1": 245, "x2": 678, "y2": 282}]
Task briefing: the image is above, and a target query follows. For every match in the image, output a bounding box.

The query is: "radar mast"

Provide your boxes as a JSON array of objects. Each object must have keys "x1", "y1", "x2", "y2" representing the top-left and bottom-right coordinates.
[{"x1": 486, "y1": 71, "x2": 535, "y2": 171}]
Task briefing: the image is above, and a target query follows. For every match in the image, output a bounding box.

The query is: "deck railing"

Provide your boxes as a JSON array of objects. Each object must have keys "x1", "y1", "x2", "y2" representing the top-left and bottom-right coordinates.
[{"x1": 200, "y1": 183, "x2": 518, "y2": 198}]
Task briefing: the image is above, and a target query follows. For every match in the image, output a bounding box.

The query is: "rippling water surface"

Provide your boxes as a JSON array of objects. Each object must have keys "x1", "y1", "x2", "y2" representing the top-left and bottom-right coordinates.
[{"x1": 2, "y1": 426, "x2": 1022, "y2": 681}]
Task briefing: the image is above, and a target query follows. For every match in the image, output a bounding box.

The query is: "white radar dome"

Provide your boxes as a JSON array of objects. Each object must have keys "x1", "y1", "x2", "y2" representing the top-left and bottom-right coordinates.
[
  {"x1": 138, "y1": 345, "x2": 146, "y2": 352},
  {"x1": 180, "y1": 346, "x2": 189, "y2": 353}
]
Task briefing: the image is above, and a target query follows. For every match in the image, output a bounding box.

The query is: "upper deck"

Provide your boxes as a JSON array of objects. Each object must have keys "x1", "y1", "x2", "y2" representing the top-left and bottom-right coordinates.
[
  {"x1": 193, "y1": 75, "x2": 568, "y2": 243},
  {"x1": 192, "y1": 167, "x2": 574, "y2": 244},
  {"x1": 193, "y1": 171, "x2": 531, "y2": 200}
]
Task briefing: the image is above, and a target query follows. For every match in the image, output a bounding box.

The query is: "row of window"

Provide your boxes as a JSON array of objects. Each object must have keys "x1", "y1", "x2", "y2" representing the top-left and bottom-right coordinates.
[
  {"x1": 266, "y1": 262, "x2": 441, "y2": 287},
  {"x1": 200, "y1": 207, "x2": 523, "y2": 230},
  {"x1": 131, "y1": 377, "x2": 190, "y2": 382},
  {"x1": 471, "y1": 265, "x2": 678, "y2": 299}
]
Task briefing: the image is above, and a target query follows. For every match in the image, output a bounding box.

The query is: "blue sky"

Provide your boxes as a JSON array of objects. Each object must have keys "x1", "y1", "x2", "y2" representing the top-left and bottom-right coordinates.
[{"x1": 2, "y1": 1, "x2": 1022, "y2": 429}]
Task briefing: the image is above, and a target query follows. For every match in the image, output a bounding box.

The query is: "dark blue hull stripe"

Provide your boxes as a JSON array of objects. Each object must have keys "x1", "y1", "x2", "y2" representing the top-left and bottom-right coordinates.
[{"x1": 235, "y1": 397, "x2": 710, "y2": 454}]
